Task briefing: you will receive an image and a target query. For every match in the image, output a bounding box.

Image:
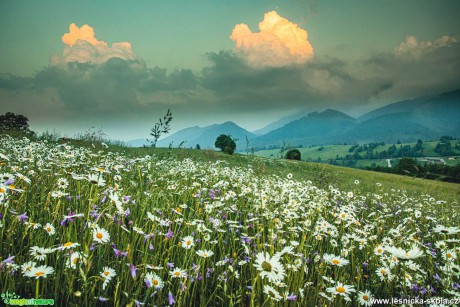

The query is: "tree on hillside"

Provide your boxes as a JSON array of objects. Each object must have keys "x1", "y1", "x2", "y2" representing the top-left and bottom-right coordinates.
[
  {"x1": 395, "y1": 158, "x2": 419, "y2": 175},
  {"x1": 285, "y1": 149, "x2": 301, "y2": 160},
  {"x1": 0, "y1": 112, "x2": 30, "y2": 132},
  {"x1": 215, "y1": 134, "x2": 236, "y2": 155}
]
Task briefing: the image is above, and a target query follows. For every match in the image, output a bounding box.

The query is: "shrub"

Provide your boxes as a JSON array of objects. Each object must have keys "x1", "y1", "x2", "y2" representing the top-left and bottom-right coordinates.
[
  {"x1": 215, "y1": 134, "x2": 236, "y2": 155},
  {"x1": 285, "y1": 148, "x2": 301, "y2": 160}
]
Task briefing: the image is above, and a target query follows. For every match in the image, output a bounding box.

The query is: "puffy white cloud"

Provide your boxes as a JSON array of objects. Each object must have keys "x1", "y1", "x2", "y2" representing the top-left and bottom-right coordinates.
[
  {"x1": 50, "y1": 23, "x2": 136, "y2": 65},
  {"x1": 230, "y1": 11, "x2": 314, "y2": 67},
  {"x1": 394, "y1": 35, "x2": 457, "y2": 58}
]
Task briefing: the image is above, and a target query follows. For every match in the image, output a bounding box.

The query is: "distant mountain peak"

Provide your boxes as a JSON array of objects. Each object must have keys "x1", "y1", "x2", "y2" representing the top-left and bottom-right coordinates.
[{"x1": 308, "y1": 109, "x2": 356, "y2": 120}]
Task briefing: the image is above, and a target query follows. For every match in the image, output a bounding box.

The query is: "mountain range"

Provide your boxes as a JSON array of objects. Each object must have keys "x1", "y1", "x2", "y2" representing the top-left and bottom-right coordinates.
[{"x1": 128, "y1": 88, "x2": 460, "y2": 149}]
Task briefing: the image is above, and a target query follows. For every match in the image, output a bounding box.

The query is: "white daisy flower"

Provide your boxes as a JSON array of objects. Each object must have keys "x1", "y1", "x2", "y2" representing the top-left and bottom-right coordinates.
[
  {"x1": 181, "y1": 236, "x2": 195, "y2": 249},
  {"x1": 93, "y1": 227, "x2": 110, "y2": 243},
  {"x1": 25, "y1": 265, "x2": 54, "y2": 279}
]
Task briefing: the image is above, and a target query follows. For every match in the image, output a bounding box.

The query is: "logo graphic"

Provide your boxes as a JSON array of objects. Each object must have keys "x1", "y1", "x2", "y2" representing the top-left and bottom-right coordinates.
[{"x1": 1, "y1": 291, "x2": 54, "y2": 306}]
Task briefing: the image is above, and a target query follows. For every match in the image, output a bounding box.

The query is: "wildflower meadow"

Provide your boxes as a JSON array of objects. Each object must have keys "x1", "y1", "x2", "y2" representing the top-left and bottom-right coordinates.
[{"x1": 0, "y1": 135, "x2": 459, "y2": 306}]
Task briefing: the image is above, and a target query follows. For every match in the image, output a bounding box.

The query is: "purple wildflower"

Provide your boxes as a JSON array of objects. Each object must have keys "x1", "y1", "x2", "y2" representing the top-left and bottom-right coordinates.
[
  {"x1": 113, "y1": 248, "x2": 128, "y2": 258},
  {"x1": 18, "y1": 212, "x2": 28, "y2": 223},
  {"x1": 168, "y1": 292, "x2": 175, "y2": 305},
  {"x1": 287, "y1": 294, "x2": 297, "y2": 301},
  {"x1": 167, "y1": 262, "x2": 174, "y2": 270},
  {"x1": 99, "y1": 297, "x2": 109, "y2": 302},
  {"x1": 165, "y1": 229, "x2": 174, "y2": 240},
  {"x1": 128, "y1": 264, "x2": 138, "y2": 278},
  {"x1": 2, "y1": 255, "x2": 15, "y2": 264},
  {"x1": 420, "y1": 286, "x2": 427, "y2": 295}
]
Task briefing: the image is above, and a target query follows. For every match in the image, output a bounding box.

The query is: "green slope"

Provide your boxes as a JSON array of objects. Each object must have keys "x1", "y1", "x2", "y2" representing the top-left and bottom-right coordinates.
[{"x1": 105, "y1": 144, "x2": 460, "y2": 203}]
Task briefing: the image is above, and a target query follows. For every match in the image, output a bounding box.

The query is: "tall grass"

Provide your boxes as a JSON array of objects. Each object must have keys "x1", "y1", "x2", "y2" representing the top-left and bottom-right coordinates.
[{"x1": 0, "y1": 135, "x2": 459, "y2": 306}]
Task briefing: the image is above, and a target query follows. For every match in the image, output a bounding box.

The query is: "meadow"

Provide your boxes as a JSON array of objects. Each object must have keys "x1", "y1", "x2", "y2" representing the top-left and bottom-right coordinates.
[
  {"x1": 254, "y1": 141, "x2": 460, "y2": 167},
  {"x1": 1, "y1": 135, "x2": 459, "y2": 306}
]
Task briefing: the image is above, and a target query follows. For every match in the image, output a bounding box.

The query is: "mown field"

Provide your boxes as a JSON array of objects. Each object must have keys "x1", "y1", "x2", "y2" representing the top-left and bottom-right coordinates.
[{"x1": 1, "y1": 135, "x2": 459, "y2": 306}]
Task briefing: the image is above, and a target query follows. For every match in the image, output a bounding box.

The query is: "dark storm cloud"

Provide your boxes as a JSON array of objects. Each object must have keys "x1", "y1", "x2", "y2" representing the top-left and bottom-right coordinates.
[
  {"x1": 33, "y1": 59, "x2": 145, "y2": 113},
  {"x1": 1, "y1": 37, "x2": 459, "y2": 126},
  {"x1": 199, "y1": 39, "x2": 460, "y2": 112},
  {"x1": 139, "y1": 67, "x2": 198, "y2": 92},
  {"x1": 0, "y1": 73, "x2": 34, "y2": 91},
  {"x1": 0, "y1": 58, "x2": 200, "y2": 118},
  {"x1": 199, "y1": 51, "x2": 393, "y2": 111},
  {"x1": 363, "y1": 41, "x2": 460, "y2": 101}
]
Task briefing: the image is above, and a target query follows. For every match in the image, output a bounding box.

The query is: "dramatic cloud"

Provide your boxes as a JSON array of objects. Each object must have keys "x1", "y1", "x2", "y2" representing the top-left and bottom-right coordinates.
[
  {"x1": 230, "y1": 11, "x2": 314, "y2": 68},
  {"x1": 50, "y1": 23, "x2": 136, "y2": 65},
  {"x1": 0, "y1": 21, "x2": 459, "y2": 140},
  {"x1": 394, "y1": 35, "x2": 457, "y2": 59},
  {"x1": 202, "y1": 34, "x2": 460, "y2": 113}
]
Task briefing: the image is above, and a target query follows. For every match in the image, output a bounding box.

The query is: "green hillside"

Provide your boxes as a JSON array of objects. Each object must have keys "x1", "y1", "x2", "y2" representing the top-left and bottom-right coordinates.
[
  {"x1": 107, "y1": 144, "x2": 460, "y2": 202},
  {"x1": 253, "y1": 141, "x2": 460, "y2": 162}
]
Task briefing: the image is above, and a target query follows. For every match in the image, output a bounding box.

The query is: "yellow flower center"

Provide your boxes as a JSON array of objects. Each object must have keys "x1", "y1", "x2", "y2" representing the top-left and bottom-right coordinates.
[
  {"x1": 447, "y1": 253, "x2": 452, "y2": 258},
  {"x1": 35, "y1": 271, "x2": 45, "y2": 277},
  {"x1": 96, "y1": 233, "x2": 103, "y2": 239},
  {"x1": 64, "y1": 242, "x2": 73, "y2": 247},
  {"x1": 186, "y1": 240, "x2": 191, "y2": 246},
  {"x1": 174, "y1": 271, "x2": 181, "y2": 276},
  {"x1": 203, "y1": 253, "x2": 208, "y2": 257},
  {"x1": 380, "y1": 269, "x2": 387, "y2": 275},
  {"x1": 377, "y1": 249, "x2": 382, "y2": 253},
  {"x1": 47, "y1": 227, "x2": 52, "y2": 232},
  {"x1": 341, "y1": 213, "x2": 346, "y2": 218},
  {"x1": 0, "y1": 187, "x2": 5, "y2": 193},
  {"x1": 332, "y1": 259, "x2": 340, "y2": 265},
  {"x1": 153, "y1": 280, "x2": 159, "y2": 285},
  {"x1": 261, "y1": 261, "x2": 272, "y2": 272},
  {"x1": 363, "y1": 295, "x2": 369, "y2": 301},
  {"x1": 104, "y1": 271, "x2": 110, "y2": 276},
  {"x1": 73, "y1": 258, "x2": 80, "y2": 264},
  {"x1": 336, "y1": 286, "x2": 346, "y2": 293}
]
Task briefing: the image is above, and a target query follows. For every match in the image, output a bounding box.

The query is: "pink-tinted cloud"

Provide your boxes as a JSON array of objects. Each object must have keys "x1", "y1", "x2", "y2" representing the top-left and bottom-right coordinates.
[
  {"x1": 394, "y1": 35, "x2": 457, "y2": 58},
  {"x1": 230, "y1": 11, "x2": 313, "y2": 67},
  {"x1": 51, "y1": 23, "x2": 136, "y2": 65}
]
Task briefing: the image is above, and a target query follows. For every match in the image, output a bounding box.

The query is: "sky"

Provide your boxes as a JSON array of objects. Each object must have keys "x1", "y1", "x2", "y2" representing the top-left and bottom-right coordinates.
[{"x1": 1, "y1": 0, "x2": 460, "y2": 140}]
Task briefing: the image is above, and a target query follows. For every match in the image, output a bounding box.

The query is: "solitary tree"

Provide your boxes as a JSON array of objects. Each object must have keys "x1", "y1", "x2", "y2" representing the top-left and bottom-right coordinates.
[
  {"x1": 0, "y1": 112, "x2": 30, "y2": 132},
  {"x1": 215, "y1": 134, "x2": 236, "y2": 155},
  {"x1": 285, "y1": 148, "x2": 301, "y2": 160}
]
